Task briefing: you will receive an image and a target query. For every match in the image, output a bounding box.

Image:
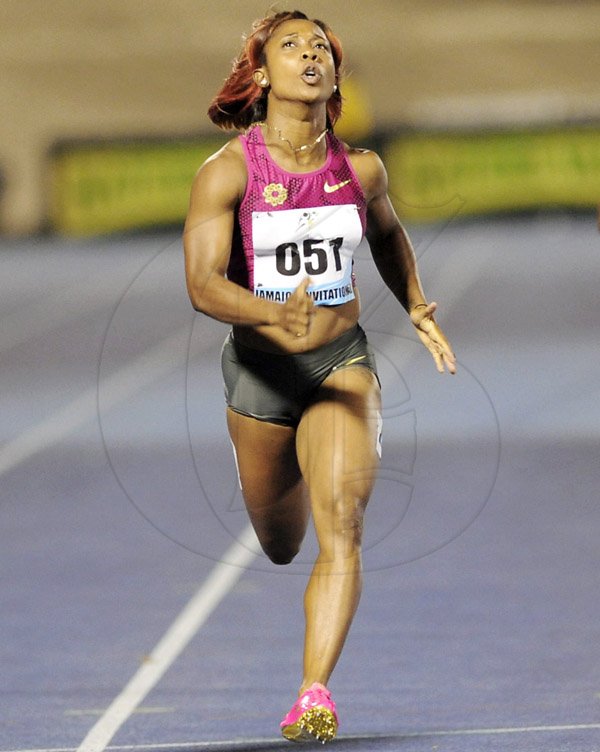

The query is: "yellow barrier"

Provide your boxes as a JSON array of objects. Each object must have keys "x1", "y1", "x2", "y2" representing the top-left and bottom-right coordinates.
[
  {"x1": 385, "y1": 127, "x2": 600, "y2": 221},
  {"x1": 49, "y1": 139, "x2": 226, "y2": 235},
  {"x1": 49, "y1": 126, "x2": 599, "y2": 235}
]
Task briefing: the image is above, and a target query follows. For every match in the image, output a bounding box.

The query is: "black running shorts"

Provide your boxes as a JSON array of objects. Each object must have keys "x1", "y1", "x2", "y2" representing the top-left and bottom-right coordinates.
[{"x1": 221, "y1": 324, "x2": 378, "y2": 427}]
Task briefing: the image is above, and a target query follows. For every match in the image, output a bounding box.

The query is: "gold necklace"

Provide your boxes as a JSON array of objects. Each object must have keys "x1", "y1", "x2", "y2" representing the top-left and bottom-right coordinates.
[{"x1": 259, "y1": 122, "x2": 328, "y2": 153}]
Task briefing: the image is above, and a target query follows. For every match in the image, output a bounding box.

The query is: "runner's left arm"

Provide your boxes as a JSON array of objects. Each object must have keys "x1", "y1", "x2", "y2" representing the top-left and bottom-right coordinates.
[{"x1": 359, "y1": 150, "x2": 457, "y2": 374}]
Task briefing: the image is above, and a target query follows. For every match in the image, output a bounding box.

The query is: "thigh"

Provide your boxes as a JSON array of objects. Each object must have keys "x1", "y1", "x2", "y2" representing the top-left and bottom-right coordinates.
[
  {"x1": 295, "y1": 367, "x2": 382, "y2": 551},
  {"x1": 227, "y1": 408, "x2": 310, "y2": 556}
]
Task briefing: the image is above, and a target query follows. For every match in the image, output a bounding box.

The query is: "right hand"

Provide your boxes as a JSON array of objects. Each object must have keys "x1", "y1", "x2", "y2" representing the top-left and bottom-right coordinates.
[{"x1": 279, "y1": 278, "x2": 315, "y2": 338}]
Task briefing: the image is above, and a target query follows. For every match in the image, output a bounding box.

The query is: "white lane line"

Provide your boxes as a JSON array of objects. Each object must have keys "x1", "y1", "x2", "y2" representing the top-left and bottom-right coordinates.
[
  {"x1": 75, "y1": 523, "x2": 260, "y2": 752},
  {"x1": 64, "y1": 708, "x2": 174, "y2": 717},
  {"x1": 404, "y1": 722, "x2": 600, "y2": 736},
  {"x1": 5, "y1": 721, "x2": 600, "y2": 752}
]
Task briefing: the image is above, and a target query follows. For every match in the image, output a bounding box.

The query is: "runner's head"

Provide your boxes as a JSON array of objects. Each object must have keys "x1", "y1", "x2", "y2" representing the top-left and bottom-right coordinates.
[{"x1": 208, "y1": 10, "x2": 343, "y2": 131}]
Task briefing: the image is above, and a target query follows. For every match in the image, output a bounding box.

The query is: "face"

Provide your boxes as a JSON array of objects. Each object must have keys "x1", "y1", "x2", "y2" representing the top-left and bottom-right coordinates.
[{"x1": 255, "y1": 19, "x2": 337, "y2": 106}]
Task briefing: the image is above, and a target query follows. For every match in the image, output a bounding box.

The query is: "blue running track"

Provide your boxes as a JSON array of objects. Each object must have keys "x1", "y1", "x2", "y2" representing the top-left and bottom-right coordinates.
[{"x1": 1, "y1": 213, "x2": 599, "y2": 752}]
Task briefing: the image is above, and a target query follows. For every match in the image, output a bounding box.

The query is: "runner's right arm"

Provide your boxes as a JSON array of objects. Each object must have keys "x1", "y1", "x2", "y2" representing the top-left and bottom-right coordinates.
[{"x1": 183, "y1": 145, "x2": 313, "y2": 336}]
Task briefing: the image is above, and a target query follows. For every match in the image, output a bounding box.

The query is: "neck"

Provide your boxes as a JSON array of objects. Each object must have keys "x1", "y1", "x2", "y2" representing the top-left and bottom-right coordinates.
[
  {"x1": 259, "y1": 117, "x2": 328, "y2": 165},
  {"x1": 263, "y1": 121, "x2": 328, "y2": 154},
  {"x1": 262, "y1": 101, "x2": 328, "y2": 150}
]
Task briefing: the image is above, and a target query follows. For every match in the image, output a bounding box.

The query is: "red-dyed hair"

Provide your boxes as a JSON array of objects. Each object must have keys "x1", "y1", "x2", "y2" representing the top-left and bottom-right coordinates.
[{"x1": 208, "y1": 10, "x2": 344, "y2": 131}]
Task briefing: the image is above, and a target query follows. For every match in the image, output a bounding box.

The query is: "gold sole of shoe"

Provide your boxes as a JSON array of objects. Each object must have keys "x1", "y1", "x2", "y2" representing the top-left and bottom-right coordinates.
[{"x1": 282, "y1": 707, "x2": 338, "y2": 744}]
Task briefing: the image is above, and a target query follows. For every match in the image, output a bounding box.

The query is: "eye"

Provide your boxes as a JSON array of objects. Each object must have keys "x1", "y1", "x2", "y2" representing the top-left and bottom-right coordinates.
[{"x1": 282, "y1": 40, "x2": 295, "y2": 48}]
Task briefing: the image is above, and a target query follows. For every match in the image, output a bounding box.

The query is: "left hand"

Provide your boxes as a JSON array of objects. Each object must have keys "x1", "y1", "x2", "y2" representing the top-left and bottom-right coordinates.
[{"x1": 410, "y1": 302, "x2": 457, "y2": 374}]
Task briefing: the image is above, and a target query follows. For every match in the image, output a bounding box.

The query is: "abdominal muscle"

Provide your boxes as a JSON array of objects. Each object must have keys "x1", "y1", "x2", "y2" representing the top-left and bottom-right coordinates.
[{"x1": 233, "y1": 292, "x2": 361, "y2": 354}]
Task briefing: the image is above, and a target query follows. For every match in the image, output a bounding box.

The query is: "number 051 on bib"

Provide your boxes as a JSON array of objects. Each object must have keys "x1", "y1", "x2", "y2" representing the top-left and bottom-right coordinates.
[{"x1": 251, "y1": 204, "x2": 363, "y2": 306}]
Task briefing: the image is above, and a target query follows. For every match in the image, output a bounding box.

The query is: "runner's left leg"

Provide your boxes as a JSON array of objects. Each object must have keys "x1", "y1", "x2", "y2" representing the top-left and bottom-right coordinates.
[{"x1": 295, "y1": 366, "x2": 381, "y2": 692}]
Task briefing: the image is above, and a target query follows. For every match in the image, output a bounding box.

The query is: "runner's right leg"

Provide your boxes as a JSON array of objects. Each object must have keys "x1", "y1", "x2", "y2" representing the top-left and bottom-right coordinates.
[{"x1": 226, "y1": 408, "x2": 310, "y2": 565}]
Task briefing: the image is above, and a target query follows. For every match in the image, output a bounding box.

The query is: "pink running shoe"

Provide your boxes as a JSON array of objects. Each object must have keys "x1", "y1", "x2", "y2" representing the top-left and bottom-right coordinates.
[{"x1": 280, "y1": 682, "x2": 338, "y2": 744}]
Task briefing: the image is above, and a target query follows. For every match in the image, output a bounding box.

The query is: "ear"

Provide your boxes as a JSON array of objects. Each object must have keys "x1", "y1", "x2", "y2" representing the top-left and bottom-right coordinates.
[{"x1": 253, "y1": 69, "x2": 269, "y2": 88}]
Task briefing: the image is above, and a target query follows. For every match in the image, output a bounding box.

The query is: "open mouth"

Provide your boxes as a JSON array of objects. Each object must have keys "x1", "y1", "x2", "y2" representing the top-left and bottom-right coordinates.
[{"x1": 300, "y1": 66, "x2": 322, "y2": 84}]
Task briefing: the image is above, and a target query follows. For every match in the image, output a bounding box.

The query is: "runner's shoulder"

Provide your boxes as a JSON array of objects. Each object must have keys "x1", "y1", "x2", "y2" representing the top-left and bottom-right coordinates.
[
  {"x1": 190, "y1": 136, "x2": 247, "y2": 206},
  {"x1": 341, "y1": 142, "x2": 388, "y2": 199}
]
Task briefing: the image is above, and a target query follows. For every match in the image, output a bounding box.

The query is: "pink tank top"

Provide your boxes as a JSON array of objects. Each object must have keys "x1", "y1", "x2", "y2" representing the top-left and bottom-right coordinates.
[{"x1": 228, "y1": 125, "x2": 367, "y2": 306}]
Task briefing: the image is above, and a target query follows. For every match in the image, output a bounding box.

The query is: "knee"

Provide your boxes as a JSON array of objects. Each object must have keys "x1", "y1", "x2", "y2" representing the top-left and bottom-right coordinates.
[
  {"x1": 320, "y1": 495, "x2": 367, "y2": 553},
  {"x1": 261, "y1": 539, "x2": 301, "y2": 566},
  {"x1": 338, "y1": 502, "x2": 365, "y2": 548},
  {"x1": 268, "y1": 551, "x2": 296, "y2": 566},
  {"x1": 259, "y1": 533, "x2": 301, "y2": 566}
]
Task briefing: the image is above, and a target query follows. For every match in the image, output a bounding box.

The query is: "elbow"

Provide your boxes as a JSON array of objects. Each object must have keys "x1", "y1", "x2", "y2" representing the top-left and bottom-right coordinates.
[
  {"x1": 187, "y1": 278, "x2": 225, "y2": 322},
  {"x1": 188, "y1": 287, "x2": 202, "y2": 312},
  {"x1": 188, "y1": 287, "x2": 211, "y2": 316},
  {"x1": 184, "y1": 255, "x2": 227, "y2": 317},
  {"x1": 186, "y1": 277, "x2": 210, "y2": 314}
]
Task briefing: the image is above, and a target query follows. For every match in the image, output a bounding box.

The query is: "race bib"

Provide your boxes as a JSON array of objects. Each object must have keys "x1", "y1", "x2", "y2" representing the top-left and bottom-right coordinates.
[{"x1": 252, "y1": 204, "x2": 362, "y2": 306}]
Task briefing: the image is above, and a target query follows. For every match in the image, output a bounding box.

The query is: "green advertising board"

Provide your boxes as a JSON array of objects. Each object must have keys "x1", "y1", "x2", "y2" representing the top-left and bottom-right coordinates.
[
  {"x1": 384, "y1": 127, "x2": 600, "y2": 222},
  {"x1": 50, "y1": 138, "x2": 226, "y2": 235},
  {"x1": 49, "y1": 126, "x2": 599, "y2": 235}
]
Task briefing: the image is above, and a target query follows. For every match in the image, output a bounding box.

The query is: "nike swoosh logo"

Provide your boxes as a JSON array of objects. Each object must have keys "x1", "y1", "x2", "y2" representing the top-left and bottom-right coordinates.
[{"x1": 324, "y1": 179, "x2": 351, "y2": 193}]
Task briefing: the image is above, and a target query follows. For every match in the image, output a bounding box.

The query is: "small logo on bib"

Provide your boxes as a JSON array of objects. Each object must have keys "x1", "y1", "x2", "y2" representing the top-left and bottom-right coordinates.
[
  {"x1": 263, "y1": 183, "x2": 288, "y2": 207},
  {"x1": 324, "y1": 179, "x2": 351, "y2": 194}
]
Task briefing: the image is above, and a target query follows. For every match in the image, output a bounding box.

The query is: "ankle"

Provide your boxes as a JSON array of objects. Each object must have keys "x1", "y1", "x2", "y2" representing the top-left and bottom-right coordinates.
[{"x1": 299, "y1": 680, "x2": 328, "y2": 696}]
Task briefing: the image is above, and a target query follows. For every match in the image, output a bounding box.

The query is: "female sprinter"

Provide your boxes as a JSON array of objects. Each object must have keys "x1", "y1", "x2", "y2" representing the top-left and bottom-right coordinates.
[{"x1": 184, "y1": 10, "x2": 456, "y2": 744}]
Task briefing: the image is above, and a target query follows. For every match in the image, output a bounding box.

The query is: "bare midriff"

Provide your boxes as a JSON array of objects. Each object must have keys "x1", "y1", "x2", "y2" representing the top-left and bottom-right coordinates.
[{"x1": 232, "y1": 294, "x2": 361, "y2": 354}]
